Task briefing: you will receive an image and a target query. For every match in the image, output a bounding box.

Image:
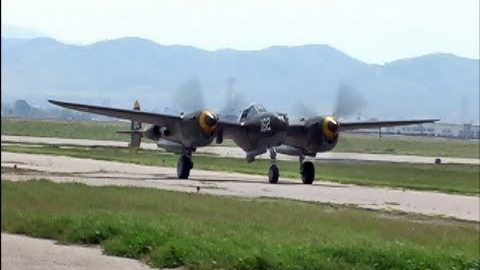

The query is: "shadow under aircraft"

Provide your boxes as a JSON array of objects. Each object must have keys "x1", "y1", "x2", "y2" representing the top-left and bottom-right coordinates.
[{"x1": 49, "y1": 100, "x2": 438, "y2": 184}]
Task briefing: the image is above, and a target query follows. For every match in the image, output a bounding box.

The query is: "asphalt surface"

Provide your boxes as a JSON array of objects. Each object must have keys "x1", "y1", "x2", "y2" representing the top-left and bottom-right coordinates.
[
  {"x1": 2, "y1": 152, "x2": 479, "y2": 222},
  {"x1": 3, "y1": 135, "x2": 479, "y2": 165},
  {"x1": 2, "y1": 138, "x2": 479, "y2": 269},
  {"x1": 1, "y1": 233, "x2": 159, "y2": 270}
]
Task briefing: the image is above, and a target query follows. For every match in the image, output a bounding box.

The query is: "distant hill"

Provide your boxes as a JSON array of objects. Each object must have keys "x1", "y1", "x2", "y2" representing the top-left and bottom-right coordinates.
[
  {"x1": 1, "y1": 24, "x2": 47, "y2": 39},
  {"x1": 1, "y1": 37, "x2": 479, "y2": 123}
]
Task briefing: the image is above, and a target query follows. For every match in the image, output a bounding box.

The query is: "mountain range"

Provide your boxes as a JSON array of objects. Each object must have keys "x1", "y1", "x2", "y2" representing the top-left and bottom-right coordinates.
[{"x1": 1, "y1": 37, "x2": 479, "y2": 123}]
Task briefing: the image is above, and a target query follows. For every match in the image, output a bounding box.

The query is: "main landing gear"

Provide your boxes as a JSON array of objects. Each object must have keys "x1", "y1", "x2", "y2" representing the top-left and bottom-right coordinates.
[
  {"x1": 299, "y1": 155, "x2": 315, "y2": 184},
  {"x1": 268, "y1": 148, "x2": 279, "y2": 184},
  {"x1": 177, "y1": 150, "x2": 193, "y2": 179},
  {"x1": 266, "y1": 150, "x2": 315, "y2": 184}
]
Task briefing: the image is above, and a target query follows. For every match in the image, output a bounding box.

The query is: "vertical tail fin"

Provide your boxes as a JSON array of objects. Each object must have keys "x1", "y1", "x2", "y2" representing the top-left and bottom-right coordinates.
[{"x1": 129, "y1": 100, "x2": 142, "y2": 149}]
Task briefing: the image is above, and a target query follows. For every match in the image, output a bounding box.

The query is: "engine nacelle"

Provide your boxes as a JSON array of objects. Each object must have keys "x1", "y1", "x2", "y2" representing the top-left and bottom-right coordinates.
[
  {"x1": 306, "y1": 116, "x2": 339, "y2": 152},
  {"x1": 275, "y1": 145, "x2": 305, "y2": 156},
  {"x1": 197, "y1": 110, "x2": 218, "y2": 136},
  {"x1": 156, "y1": 139, "x2": 184, "y2": 154},
  {"x1": 143, "y1": 125, "x2": 165, "y2": 141},
  {"x1": 320, "y1": 116, "x2": 339, "y2": 139},
  {"x1": 175, "y1": 110, "x2": 219, "y2": 148},
  {"x1": 285, "y1": 116, "x2": 339, "y2": 155}
]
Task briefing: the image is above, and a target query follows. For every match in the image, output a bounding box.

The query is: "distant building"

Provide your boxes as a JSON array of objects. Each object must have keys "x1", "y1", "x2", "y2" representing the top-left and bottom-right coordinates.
[{"x1": 353, "y1": 123, "x2": 480, "y2": 139}]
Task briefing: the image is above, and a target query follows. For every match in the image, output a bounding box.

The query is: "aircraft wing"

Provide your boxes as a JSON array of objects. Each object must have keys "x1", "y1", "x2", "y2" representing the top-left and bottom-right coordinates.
[
  {"x1": 217, "y1": 119, "x2": 243, "y2": 137},
  {"x1": 339, "y1": 119, "x2": 439, "y2": 131},
  {"x1": 48, "y1": 100, "x2": 181, "y2": 126}
]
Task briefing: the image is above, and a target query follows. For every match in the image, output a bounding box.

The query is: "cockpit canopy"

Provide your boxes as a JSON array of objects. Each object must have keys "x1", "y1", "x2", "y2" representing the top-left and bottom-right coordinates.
[{"x1": 239, "y1": 104, "x2": 267, "y2": 122}]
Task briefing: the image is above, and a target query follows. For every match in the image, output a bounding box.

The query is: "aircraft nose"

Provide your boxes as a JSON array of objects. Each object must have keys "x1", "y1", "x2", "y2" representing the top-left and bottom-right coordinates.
[{"x1": 255, "y1": 113, "x2": 288, "y2": 135}]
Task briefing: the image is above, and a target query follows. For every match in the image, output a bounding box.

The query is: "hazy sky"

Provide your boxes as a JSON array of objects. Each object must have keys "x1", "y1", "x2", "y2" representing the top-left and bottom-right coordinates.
[{"x1": 2, "y1": 0, "x2": 479, "y2": 63}]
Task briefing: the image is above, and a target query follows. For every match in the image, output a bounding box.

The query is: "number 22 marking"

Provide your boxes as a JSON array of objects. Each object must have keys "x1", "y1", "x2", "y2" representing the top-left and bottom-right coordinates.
[{"x1": 261, "y1": 117, "x2": 271, "y2": 132}]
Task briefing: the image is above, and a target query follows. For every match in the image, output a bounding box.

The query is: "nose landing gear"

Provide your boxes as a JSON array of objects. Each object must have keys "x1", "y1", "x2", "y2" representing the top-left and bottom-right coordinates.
[{"x1": 268, "y1": 148, "x2": 279, "y2": 184}]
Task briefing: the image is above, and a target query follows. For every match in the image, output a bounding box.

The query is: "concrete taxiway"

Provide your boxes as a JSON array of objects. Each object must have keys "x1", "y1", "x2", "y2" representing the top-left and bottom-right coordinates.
[
  {"x1": 3, "y1": 135, "x2": 479, "y2": 165},
  {"x1": 1, "y1": 233, "x2": 159, "y2": 270},
  {"x1": 2, "y1": 151, "x2": 479, "y2": 222}
]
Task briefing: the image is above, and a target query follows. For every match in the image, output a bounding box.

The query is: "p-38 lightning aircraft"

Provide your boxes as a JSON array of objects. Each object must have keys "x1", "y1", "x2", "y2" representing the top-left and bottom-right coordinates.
[{"x1": 49, "y1": 100, "x2": 438, "y2": 184}]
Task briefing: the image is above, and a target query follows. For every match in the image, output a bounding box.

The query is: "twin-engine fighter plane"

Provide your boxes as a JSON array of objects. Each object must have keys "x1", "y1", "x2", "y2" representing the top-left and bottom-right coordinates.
[
  {"x1": 49, "y1": 100, "x2": 438, "y2": 184},
  {"x1": 223, "y1": 104, "x2": 438, "y2": 184}
]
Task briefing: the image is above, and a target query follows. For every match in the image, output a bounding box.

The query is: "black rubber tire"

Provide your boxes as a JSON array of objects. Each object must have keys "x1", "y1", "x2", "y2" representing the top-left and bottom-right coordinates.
[
  {"x1": 268, "y1": 165, "x2": 279, "y2": 184},
  {"x1": 301, "y1": 161, "x2": 315, "y2": 184},
  {"x1": 177, "y1": 155, "x2": 193, "y2": 179}
]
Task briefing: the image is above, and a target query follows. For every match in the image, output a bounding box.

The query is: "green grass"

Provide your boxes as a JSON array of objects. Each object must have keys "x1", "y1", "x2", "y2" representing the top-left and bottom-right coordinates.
[
  {"x1": 2, "y1": 117, "x2": 479, "y2": 158},
  {"x1": 1, "y1": 117, "x2": 131, "y2": 141},
  {"x1": 3, "y1": 143, "x2": 479, "y2": 195},
  {"x1": 336, "y1": 134, "x2": 480, "y2": 158},
  {"x1": 2, "y1": 180, "x2": 479, "y2": 270}
]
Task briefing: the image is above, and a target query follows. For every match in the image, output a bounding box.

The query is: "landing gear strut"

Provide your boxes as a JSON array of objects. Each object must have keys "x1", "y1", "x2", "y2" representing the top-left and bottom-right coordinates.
[
  {"x1": 177, "y1": 150, "x2": 193, "y2": 179},
  {"x1": 268, "y1": 148, "x2": 279, "y2": 184},
  {"x1": 299, "y1": 155, "x2": 315, "y2": 184}
]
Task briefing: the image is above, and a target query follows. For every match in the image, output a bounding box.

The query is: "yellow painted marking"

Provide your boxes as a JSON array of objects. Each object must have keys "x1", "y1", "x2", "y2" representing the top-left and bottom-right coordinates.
[
  {"x1": 322, "y1": 116, "x2": 338, "y2": 138},
  {"x1": 198, "y1": 110, "x2": 217, "y2": 133}
]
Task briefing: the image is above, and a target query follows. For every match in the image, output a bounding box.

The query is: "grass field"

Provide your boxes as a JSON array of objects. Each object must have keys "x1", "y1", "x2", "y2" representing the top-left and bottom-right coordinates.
[
  {"x1": 2, "y1": 117, "x2": 479, "y2": 158},
  {"x1": 3, "y1": 143, "x2": 479, "y2": 195},
  {"x1": 2, "y1": 180, "x2": 479, "y2": 270},
  {"x1": 335, "y1": 133, "x2": 480, "y2": 158},
  {"x1": 1, "y1": 117, "x2": 130, "y2": 141}
]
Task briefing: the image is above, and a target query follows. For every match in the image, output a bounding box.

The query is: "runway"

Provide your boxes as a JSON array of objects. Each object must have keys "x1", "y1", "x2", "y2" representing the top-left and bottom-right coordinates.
[
  {"x1": 2, "y1": 151, "x2": 478, "y2": 222},
  {"x1": 1, "y1": 233, "x2": 157, "y2": 270},
  {"x1": 3, "y1": 135, "x2": 479, "y2": 165}
]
